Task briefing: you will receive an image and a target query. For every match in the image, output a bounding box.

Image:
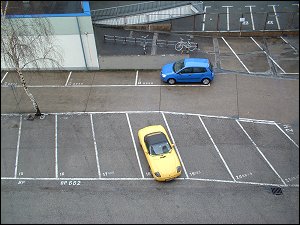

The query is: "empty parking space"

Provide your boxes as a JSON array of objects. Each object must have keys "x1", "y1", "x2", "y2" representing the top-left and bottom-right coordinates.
[
  {"x1": 164, "y1": 114, "x2": 233, "y2": 180},
  {"x1": 137, "y1": 71, "x2": 162, "y2": 85},
  {"x1": 91, "y1": 113, "x2": 142, "y2": 178},
  {"x1": 16, "y1": 115, "x2": 56, "y2": 178},
  {"x1": 65, "y1": 72, "x2": 95, "y2": 86},
  {"x1": 241, "y1": 122, "x2": 299, "y2": 185},
  {"x1": 57, "y1": 114, "x2": 99, "y2": 178},
  {"x1": 93, "y1": 71, "x2": 136, "y2": 85},
  {"x1": 22, "y1": 71, "x2": 69, "y2": 86},
  {"x1": 264, "y1": 37, "x2": 299, "y2": 74},
  {"x1": 200, "y1": 117, "x2": 283, "y2": 184},
  {"x1": 220, "y1": 37, "x2": 270, "y2": 73},
  {"x1": 1, "y1": 115, "x2": 21, "y2": 177}
]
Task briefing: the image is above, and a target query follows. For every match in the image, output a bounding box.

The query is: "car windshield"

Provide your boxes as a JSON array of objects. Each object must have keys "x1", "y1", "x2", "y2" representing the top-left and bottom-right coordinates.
[
  {"x1": 145, "y1": 132, "x2": 171, "y2": 155},
  {"x1": 173, "y1": 59, "x2": 184, "y2": 73}
]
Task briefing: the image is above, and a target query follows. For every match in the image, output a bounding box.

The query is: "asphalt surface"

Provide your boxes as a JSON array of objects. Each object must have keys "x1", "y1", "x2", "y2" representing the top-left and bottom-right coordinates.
[{"x1": 1, "y1": 1, "x2": 299, "y2": 223}]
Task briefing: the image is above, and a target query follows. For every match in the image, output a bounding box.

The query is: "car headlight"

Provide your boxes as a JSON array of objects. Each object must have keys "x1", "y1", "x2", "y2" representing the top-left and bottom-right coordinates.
[
  {"x1": 154, "y1": 172, "x2": 161, "y2": 177},
  {"x1": 176, "y1": 166, "x2": 181, "y2": 173},
  {"x1": 161, "y1": 73, "x2": 166, "y2": 78}
]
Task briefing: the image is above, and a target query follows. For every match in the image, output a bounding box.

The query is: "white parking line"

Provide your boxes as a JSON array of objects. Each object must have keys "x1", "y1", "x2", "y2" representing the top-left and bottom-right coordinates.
[
  {"x1": 202, "y1": 6, "x2": 211, "y2": 31},
  {"x1": 2, "y1": 84, "x2": 210, "y2": 88},
  {"x1": 245, "y1": 5, "x2": 256, "y2": 30},
  {"x1": 274, "y1": 123, "x2": 299, "y2": 148},
  {"x1": 90, "y1": 114, "x2": 101, "y2": 178},
  {"x1": 55, "y1": 115, "x2": 58, "y2": 178},
  {"x1": 1, "y1": 72, "x2": 8, "y2": 84},
  {"x1": 65, "y1": 71, "x2": 72, "y2": 86},
  {"x1": 236, "y1": 120, "x2": 287, "y2": 186},
  {"x1": 199, "y1": 115, "x2": 236, "y2": 181},
  {"x1": 222, "y1": 37, "x2": 250, "y2": 73},
  {"x1": 135, "y1": 70, "x2": 139, "y2": 86},
  {"x1": 161, "y1": 112, "x2": 189, "y2": 178},
  {"x1": 1, "y1": 176, "x2": 298, "y2": 187},
  {"x1": 126, "y1": 113, "x2": 144, "y2": 178},
  {"x1": 1, "y1": 111, "x2": 279, "y2": 125},
  {"x1": 268, "y1": 5, "x2": 281, "y2": 30},
  {"x1": 222, "y1": 6, "x2": 233, "y2": 31},
  {"x1": 280, "y1": 36, "x2": 298, "y2": 53},
  {"x1": 250, "y1": 37, "x2": 286, "y2": 73},
  {"x1": 14, "y1": 115, "x2": 22, "y2": 178}
]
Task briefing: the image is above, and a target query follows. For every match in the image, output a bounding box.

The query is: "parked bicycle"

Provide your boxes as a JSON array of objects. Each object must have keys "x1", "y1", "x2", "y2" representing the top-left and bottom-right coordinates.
[
  {"x1": 141, "y1": 35, "x2": 149, "y2": 55},
  {"x1": 175, "y1": 37, "x2": 198, "y2": 52}
]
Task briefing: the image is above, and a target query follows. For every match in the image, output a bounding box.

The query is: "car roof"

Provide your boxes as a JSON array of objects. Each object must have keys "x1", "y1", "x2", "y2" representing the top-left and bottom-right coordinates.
[
  {"x1": 184, "y1": 58, "x2": 209, "y2": 68},
  {"x1": 145, "y1": 132, "x2": 167, "y2": 146}
]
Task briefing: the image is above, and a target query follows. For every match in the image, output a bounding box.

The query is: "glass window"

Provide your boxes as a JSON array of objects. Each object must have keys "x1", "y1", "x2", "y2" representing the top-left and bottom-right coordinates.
[
  {"x1": 173, "y1": 59, "x2": 184, "y2": 73},
  {"x1": 180, "y1": 67, "x2": 193, "y2": 73},
  {"x1": 145, "y1": 132, "x2": 171, "y2": 155},
  {"x1": 193, "y1": 67, "x2": 207, "y2": 73}
]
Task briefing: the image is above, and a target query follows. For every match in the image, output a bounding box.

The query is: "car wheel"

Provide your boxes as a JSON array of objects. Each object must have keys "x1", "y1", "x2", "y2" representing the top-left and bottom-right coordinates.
[
  {"x1": 202, "y1": 78, "x2": 210, "y2": 85},
  {"x1": 168, "y1": 78, "x2": 176, "y2": 85}
]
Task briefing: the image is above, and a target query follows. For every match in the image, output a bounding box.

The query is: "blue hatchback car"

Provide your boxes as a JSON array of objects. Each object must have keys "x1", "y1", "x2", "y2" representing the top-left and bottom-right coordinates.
[{"x1": 160, "y1": 58, "x2": 214, "y2": 85}]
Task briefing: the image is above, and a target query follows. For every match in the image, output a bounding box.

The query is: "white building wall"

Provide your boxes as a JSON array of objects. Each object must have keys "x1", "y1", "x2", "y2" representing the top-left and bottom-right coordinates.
[{"x1": 1, "y1": 15, "x2": 99, "y2": 71}]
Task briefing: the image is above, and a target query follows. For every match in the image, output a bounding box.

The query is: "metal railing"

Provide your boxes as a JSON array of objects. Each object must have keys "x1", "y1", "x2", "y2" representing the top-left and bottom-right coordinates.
[
  {"x1": 91, "y1": 1, "x2": 203, "y2": 21},
  {"x1": 104, "y1": 35, "x2": 197, "y2": 48}
]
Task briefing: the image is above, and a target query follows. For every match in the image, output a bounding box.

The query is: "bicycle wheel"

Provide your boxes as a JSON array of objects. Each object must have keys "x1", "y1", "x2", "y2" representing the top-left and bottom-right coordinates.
[
  {"x1": 175, "y1": 43, "x2": 183, "y2": 51},
  {"x1": 188, "y1": 44, "x2": 197, "y2": 51}
]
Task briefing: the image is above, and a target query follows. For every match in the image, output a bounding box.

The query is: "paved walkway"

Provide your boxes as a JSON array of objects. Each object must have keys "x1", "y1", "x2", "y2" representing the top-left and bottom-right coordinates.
[{"x1": 99, "y1": 54, "x2": 189, "y2": 70}]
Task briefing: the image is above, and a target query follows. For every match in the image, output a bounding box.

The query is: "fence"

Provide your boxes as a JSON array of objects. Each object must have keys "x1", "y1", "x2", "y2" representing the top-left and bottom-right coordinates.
[
  {"x1": 104, "y1": 34, "x2": 180, "y2": 47},
  {"x1": 91, "y1": 1, "x2": 203, "y2": 21},
  {"x1": 100, "y1": 11, "x2": 298, "y2": 33}
]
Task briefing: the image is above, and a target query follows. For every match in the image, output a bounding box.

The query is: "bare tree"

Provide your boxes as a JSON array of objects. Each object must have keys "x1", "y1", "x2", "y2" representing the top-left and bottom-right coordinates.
[{"x1": 1, "y1": 1, "x2": 63, "y2": 116}]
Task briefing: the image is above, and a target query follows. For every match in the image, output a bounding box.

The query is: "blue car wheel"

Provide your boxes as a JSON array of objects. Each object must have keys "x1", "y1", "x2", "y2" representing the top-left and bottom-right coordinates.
[
  {"x1": 168, "y1": 78, "x2": 176, "y2": 85},
  {"x1": 202, "y1": 78, "x2": 210, "y2": 85}
]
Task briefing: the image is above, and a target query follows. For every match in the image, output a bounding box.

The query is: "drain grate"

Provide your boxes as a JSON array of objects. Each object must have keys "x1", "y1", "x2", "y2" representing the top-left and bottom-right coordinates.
[{"x1": 270, "y1": 186, "x2": 283, "y2": 195}]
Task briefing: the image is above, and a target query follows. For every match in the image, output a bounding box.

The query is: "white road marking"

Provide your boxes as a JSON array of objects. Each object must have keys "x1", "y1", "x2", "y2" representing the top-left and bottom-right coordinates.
[
  {"x1": 250, "y1": 37, "x2": 286, "y2": 73},
  {"x1": 222, "y1": 37, "x2": 250, "y2": 73},
  {"x1": 14, "y1": 115, "x2": 22, "y2": 178},
  {"x1": 2, "y1": 84, "x2": 210, "y2": 88},
  {"x1": 55, "y1": 115, "x2": 58, "y2": 178},
  {"x1": 268, "y1": 5, "x2": 281, "y2": 30},
  {"x1": 1, "y1": 111, "x2": 278, "y2": 125},
  {"x1": 161, "y1": 112, "x2": 189, "y2": 178},
  {"x1": 245, "y1": 5, "x2": 256, "y2": 30},
  {"x1": 236, "y1": 120, "x2": 287, "y2": 186},
  {"x1": 126, "y1": 113, "x2": 144, "y2": 178},
  {"x1": 135, "y1": 70, "x2": 139, "y2": 86},
  {"x1": 199, "y1": 116, "x2": 236, "y2": 181},
  {"x1": 222, "y1": 6, "x2": 233, "y2": 31},
  {"x1": 202, "y1": 6, "x2": 211, "y2": 31},
  {"x1": 90, "y1": 114, "x2": 101, "y2": 178},
  {"x1": 2, "y1": 176, "x2": 297, "y2": 187},
  {"x1": 65, "y1": 71, "x2": 72, "y2": 86},
  {"x1": 274, "y1": 123, "x2": 299, "y2": 148},
  {"x1": 280, "y1": 36, "x2": 298, "y2": 53},
  {"x1": 1, "y1": 72, "x2": 8, "y2": 84}
]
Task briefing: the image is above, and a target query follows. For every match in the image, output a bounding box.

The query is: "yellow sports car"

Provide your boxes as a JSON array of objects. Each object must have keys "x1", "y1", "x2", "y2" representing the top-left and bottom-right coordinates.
[{"x1": 138, "y1": 125, "x2": 182, "y2": 181}]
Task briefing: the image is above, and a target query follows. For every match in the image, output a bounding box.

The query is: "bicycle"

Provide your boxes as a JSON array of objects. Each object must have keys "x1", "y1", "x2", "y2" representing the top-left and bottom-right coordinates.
[
  {"x1": 141, "y1": 35, "x2": 149, "y2": 55},
  {"x1": 174, "y1": 37, "x2": 198, "y2": 52}
]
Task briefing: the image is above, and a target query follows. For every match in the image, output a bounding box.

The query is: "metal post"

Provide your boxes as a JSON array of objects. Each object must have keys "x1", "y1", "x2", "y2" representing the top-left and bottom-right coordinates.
[
  {"x1": 76, "y1": 17, "x2": 88, "y2": 70},
  {"x1": 263, "y1": 12, "x2": 269, "y2": 31}
]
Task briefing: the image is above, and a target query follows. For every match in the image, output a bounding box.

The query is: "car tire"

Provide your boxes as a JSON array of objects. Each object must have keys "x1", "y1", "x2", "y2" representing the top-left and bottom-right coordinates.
[
  {"x1": 168, "y1": 78, "x2": 176, "y2": 85},
  {"x1": 202, "y1": 78, "x2": 210, "y2": 85}
]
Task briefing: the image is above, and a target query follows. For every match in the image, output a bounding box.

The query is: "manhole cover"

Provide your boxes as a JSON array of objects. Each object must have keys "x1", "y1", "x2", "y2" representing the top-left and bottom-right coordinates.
[{"x1": 270, "y1": 186, "x2": 283, "y2": 195}]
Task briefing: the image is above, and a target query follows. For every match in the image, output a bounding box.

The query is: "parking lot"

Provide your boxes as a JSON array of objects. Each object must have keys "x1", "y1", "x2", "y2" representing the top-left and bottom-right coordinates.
[
  {"x1": 1, "y1": 14, "x2": 299, "y2": 222},
  {"x1": 1, "y1": 111, "x2": 298, "y2": 187}
]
